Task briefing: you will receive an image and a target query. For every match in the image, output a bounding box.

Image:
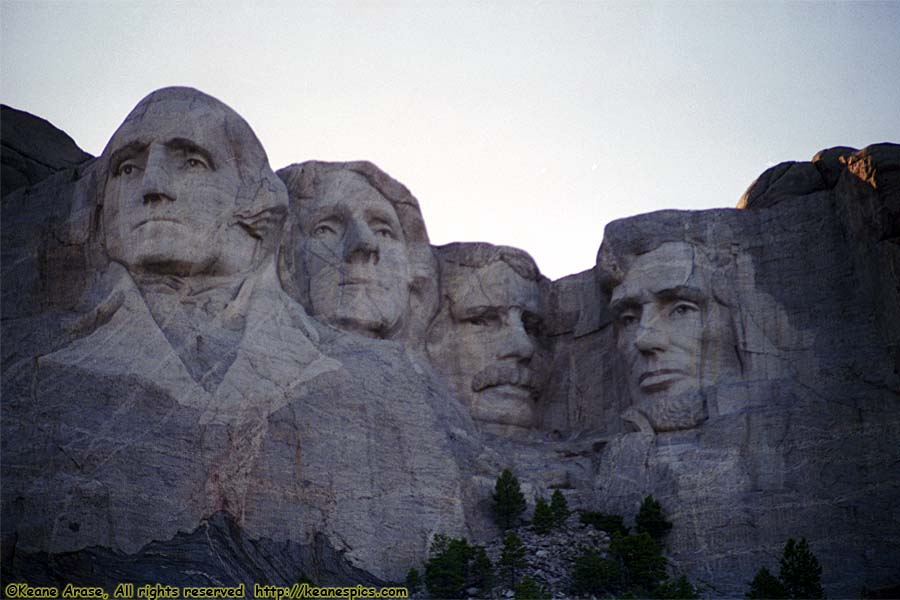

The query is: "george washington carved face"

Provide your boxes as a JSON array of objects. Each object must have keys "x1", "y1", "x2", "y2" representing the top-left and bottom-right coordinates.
[{"x1": 102, "y1": 89, "x2": 282, "y2": 278}]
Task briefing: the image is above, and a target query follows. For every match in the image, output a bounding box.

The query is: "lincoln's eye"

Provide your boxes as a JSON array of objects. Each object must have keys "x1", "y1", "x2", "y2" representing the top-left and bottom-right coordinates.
[
  {"x1": 185, "y1": 157, "x2": 208, "y2": 170},
  {"x1": 122, "y1": 165, "x2": 134, "y2": 175},
  {"x1": 618, "y1": 312, "x2": 638, "y2": 327},
  {"x1": 671, "y1": 302, "x2": 699, "y2": 318}
]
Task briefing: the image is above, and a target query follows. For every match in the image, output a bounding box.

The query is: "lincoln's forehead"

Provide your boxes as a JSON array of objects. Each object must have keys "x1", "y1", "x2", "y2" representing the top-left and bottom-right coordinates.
[
  {"x1": 611, "y1": 242, "x2": 709, "y2": 304},
  {"x1": 448, "y1": 261, "x2": 540, "y2": 315}
]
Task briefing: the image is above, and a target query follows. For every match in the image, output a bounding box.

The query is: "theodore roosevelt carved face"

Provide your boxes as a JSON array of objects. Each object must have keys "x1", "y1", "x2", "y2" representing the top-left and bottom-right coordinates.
[
  {"x1": 609, "y1": 242, "x2": 739, "y2": 432},
  {"x1": 427, "y1": 244, "x2": 546, "y2": 435}
]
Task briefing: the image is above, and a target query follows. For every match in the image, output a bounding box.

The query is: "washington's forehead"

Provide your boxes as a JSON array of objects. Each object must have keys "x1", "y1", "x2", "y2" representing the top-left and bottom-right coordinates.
[
  {"x1": 449, "y1": 262, "x2": 539, "y2": 312},
  {"x1": 109, "y1": 99, "x2": 229, "y2": 151}
]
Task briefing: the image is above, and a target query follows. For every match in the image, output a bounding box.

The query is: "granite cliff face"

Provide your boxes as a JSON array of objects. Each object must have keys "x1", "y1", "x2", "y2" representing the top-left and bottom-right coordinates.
[{"x1": 1, "y1": 89, "x2": 898, "y2": 597}]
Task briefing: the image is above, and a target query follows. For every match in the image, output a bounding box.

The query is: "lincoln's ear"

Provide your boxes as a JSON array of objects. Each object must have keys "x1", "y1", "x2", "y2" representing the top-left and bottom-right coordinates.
[{"x1": 233, "y1": 206, "x2": 288, "y2": 241}]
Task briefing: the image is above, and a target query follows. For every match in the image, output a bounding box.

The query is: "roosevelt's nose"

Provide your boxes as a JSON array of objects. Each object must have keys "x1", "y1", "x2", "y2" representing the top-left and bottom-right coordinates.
[
  {"x1": 498, "y1": 311, "x2": 535, "y2": 363},
  {"x1": 343, "y1": 218, "x2": 379, "y2": 264},
  {"x1": 141, "y1": 146, "x2": 175, "y2": 205},
  {"x1": 634, "y1": 310, "x2": 668, "y2": 355}
]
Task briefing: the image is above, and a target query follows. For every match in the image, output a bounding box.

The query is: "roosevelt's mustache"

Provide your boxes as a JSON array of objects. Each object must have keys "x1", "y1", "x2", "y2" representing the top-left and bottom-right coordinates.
[{"x1": 471, "y1": 364, "x2": 539, "y2": 393}]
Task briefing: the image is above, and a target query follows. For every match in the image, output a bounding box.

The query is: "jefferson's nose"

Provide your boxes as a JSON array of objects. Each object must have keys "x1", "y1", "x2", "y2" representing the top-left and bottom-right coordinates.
[
  {"x1": 141, "y1": 146, "x2": 175, "y2": 205},
  {"x1": 343, "y1": 218, "x2": 379, "y2": 264}
]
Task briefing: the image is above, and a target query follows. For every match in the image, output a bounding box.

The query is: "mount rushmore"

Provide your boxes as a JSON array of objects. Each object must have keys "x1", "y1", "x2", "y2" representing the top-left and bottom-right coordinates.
[{"x1": 2, "y1": 87, "x2": 898, "y2": 597}]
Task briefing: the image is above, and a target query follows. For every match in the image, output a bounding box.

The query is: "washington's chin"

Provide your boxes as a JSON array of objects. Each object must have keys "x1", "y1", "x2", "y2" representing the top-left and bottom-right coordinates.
[{"x1": 470, "y1": 385, "x2": 536, "y2": 429}]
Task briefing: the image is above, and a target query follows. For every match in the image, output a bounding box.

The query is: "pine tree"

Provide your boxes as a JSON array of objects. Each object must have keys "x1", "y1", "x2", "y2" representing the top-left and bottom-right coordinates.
[
  {"x1": 779, "y1": 538, "x2": 824, "y2": 599},
  {"x1": 610, "y1": 531, "x2": 668, "y2": 593},
  {"x1": 569, "y1": 548, "x2": 621, "y2": 597},
  {"x1": 746, "y1": 567, "x2": 787, "y2": 599},
  {"x1": 515, "y1": 576, "x2": 549, "y2": 600},
  {"x1": 425, "y1": 535, "x2": 471, "y2": 599},
  {"x1": 499, "y1": 531, "x2": 527, "y2": 588},
  {"x1": 404, "y1": 568, "x2": 421, "y2": 594},
  {"x1": 654, "y1": 575, "x2": 699, "y2": 599},
  {"x1": 635, "y1": 495, "x2": 673, "y2": 542},
  {"x1": 471, "y1": 545, "x2": 494, "y2": 594},
  {"x1": 532, "y1": 497, "x2": 555, "y2": 534},
  {"x1": 492, "y1": 469, "x2": 527, "y2": 530},
  {"x1": 550, "y1": 490, "x2": 570, "y2": 526}
]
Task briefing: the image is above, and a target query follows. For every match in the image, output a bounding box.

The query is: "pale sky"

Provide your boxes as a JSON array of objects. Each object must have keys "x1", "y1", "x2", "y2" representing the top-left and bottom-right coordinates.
[{"x1": 3, "y1": 1, "x2": 899, "y2": 280}]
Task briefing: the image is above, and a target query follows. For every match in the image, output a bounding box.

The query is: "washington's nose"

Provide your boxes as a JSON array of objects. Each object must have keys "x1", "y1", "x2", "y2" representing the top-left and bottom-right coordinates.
[
  {"x1": 343, "y1": 219, "x2": 379, "y2": 264},
  {"x1": 499, "y1": 314, "x2": 535, "y2": 363},
  {"x1": 141, "y1": 148, "x2": 175, "y2": 205}
]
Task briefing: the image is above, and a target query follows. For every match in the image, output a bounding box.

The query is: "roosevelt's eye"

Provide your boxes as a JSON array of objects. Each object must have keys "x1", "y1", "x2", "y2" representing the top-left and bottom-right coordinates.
[
  {"x1": 464, "y1": 313, "x2": 500, "y2": 327},
  {"x1": 671, "y1": 302, "x2": 699, "y2": 318}
]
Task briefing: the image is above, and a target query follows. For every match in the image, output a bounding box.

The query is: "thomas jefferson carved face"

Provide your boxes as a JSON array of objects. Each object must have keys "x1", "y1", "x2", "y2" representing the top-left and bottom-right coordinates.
[
  {"x1": 610, "y1": 242, "x2": 737, "y2": 432},
  {"x1": 103, "y1": 94, "x2": 256, "y2": 277},
  {"x1": 428, "y1": 259, "x2": 544, "y2": 433},
  {"x1": 297, "y1": 170, "x2": 412, "y2": 337}
]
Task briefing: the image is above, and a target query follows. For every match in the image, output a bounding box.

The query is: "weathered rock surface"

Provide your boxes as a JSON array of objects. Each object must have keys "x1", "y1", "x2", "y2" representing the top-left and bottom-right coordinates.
[
  {"x1": 1, "y1": 90, "x2": 898, "y2": 598},
  {"x1": 1, "y1": 105, "x2": 92, "y2": 197}
]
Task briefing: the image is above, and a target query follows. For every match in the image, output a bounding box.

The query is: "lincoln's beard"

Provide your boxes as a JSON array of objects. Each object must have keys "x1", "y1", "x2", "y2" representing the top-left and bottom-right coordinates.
[{"x1": 636, "y1": 390, "x2": 707, "y2": 433}]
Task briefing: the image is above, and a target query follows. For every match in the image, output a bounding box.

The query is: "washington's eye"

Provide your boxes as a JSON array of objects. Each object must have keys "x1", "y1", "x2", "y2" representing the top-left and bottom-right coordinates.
[
  {"x1": 374, "y1": 228, "x2": 394, "y2": 239},
  {"x1": 115, "y1": 162, "x2": 139, "y2": 177}
]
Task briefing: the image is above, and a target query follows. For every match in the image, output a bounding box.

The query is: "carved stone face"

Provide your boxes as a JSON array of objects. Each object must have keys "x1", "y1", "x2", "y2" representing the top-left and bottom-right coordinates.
[
  {"x1": 297, "y1": 170, "x2": 412, "y2": 337},
  {"x1": 429, "y1": 261, "x2": 543, "y2": 433},
  {"x1": 103, "y1": 97, "x2": 251, "y2": 277},
  {"x1": 610, "y1": 242, "x2": 736, "y2": 432}
]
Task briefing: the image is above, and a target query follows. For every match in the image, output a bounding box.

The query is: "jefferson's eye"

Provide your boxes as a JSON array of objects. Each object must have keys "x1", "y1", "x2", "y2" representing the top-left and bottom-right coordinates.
[{"x1": 618, "y1": 312, "x2": 638, "y2": 327}]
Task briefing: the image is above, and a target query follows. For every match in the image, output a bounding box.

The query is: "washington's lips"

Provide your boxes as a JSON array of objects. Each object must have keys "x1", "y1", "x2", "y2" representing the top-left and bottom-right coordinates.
[
  {"x1": 638, "y1": 368, "x2": 688, "y2": 391},
  {"x1": 133, "y1": 217, "x2": 182, "y2": 230},
  {"x1": 339, "y1": 278, "x2": 373, "y2": 286},
  {"x1": 472, "y1": 364, "x2": 538, "y2": 394}
]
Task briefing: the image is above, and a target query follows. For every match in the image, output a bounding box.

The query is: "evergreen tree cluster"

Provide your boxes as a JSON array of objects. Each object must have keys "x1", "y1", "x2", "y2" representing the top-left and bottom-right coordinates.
[
  {"x1": 570, "y1": 495, "x2": 698, "y2": 599},
  {"x1": 746, "y1": 537, "x2": 825, "y2": 599},
  {"x1": 531, "y1": 490, "x2": 570, "y2": 535},
  {"x1": 423, "y1": 534, "x2": 493, "y2": 598}
]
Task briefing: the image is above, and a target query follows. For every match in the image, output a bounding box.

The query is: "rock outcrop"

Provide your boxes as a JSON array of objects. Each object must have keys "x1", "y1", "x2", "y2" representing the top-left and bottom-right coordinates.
[{"x1": 1, "y1": 89, "x2": 898, "y2": 598}]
